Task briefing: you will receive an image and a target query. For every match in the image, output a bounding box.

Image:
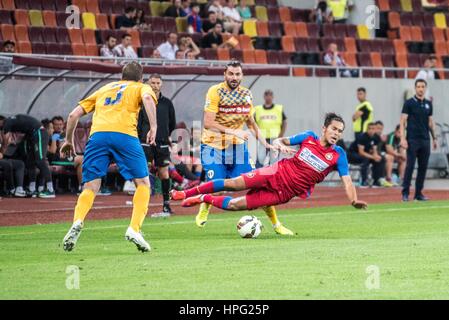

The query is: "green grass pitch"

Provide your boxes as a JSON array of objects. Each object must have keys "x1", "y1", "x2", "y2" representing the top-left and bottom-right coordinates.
[{"x1": 1, "y1": 201, "x2": 449, "y2": 300}]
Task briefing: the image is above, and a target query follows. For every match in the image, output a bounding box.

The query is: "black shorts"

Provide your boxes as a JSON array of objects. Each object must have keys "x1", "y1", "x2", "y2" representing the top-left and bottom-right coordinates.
[{"x1": 143, "y1": 144, "x2": 171, "y2": 167}]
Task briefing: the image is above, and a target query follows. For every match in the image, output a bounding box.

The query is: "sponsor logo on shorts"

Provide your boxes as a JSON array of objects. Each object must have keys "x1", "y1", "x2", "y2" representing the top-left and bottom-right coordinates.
[
  {"x1": 207, "y1": 170, "x2": 215, "y2": 179},
  {"x1": 298, "y1": 147, "x2": 330, "y2": 172}
]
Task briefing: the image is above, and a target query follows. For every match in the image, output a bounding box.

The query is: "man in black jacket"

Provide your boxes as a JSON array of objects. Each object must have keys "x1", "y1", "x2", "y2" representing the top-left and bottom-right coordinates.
[{"x1": 138, "y1": 74, "x2": 176, "y2": 216}]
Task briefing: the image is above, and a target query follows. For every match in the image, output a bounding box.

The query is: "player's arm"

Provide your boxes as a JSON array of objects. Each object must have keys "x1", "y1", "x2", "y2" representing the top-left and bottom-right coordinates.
[
  {"x1": 142, "y1": 93, "x2": 157, "y2": 145},
  {"x1": 245, "y1": 115, "x2": 274, "y2": 150},
  {"x1": 429, "y1": 115, "x2": 438, "y2": 150},
  {"x1": 60, "y1": 105, "x2": 86, "y2": 158},
  {"x1": 272, "y1": 131, "x2": 316, "y2": 154},
  {"x1": 336, "y1": 149, "x2": 367, "y2": 209}
]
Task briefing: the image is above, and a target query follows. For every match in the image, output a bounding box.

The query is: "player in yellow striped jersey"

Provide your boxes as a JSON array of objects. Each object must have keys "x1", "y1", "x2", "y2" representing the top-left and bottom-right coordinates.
[{"x1": 194, "y1": 60, "x2": 294, "y2": 235}]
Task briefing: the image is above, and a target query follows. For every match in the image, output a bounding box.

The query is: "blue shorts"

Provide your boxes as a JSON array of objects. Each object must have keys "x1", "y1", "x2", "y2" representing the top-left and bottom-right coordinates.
[
  {"x1": 82, "y1": 132, "x2": 149, "y2": 183},
  {"x1": 201, "y1": 143, "x2": 254, "y2": 181}
]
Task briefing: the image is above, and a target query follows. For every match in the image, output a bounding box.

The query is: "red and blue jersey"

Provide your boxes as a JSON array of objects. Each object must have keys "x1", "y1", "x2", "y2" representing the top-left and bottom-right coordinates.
[{"x1": 274, "y1": 131, "x2": 349, "y2": 199}]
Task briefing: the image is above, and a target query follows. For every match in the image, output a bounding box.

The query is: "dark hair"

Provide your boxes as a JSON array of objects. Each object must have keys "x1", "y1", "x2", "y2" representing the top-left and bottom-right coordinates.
[
  {"x1": 395, "y1": 124, "x2": 400, "y2": 131},
  {"x1": 375, "y1": 120, "x2": 384, "y2": 126},
  {"x1": 51, "y1": 116, "x2": 64, "y2": 123},
  {"x1": 41, "y1": 118, "x2": 51, "y2": 129},
  {"x1": 0, "y1": 115, "x2": 5, "y2": 121},
  {"x1": 357, "y1": 87, "x2": 366, "y2": 93},
  {"x1": 149, "y1": 73, "x2": 162, "y2": 80},
  {"x1": 415, "y1": 79, "x2": 427, "y2": 87},
  {"x1": 122, "y1": 61, "x2": 143, "y2": 81},
  {"x1": 3, "y1": 40, "x2": 15, "y2": 48},
  {"x1": 225, "y1": 59, "x2": 242, "y2": 71},
  {"x1": 208, "y1": 11, "x2": 216, "y2": 16},
  {"x1": 324, "y1": 112, "x2": 345, "y2": 128},
  {"x1": 317, "y1": 1, "x2": 327, "y2": 11},
  {"x1": 122, "y1": 33, "x2": 132, "y2": 39},
  {"x1": 167, "y1": 32, "x2": 177, "y2": 38},
  {"x1": 367, "y1": 122, "x2": 377, "y2": 127},
  {"x1": 125, "y1": 6, "x2": 136, "y2": 14},
  {"x1": 190, "y1": 2, "x2": 199, "y2": 8},
  {"x1": 106, "y1": 35, "x2": 116, "y2": 42}
]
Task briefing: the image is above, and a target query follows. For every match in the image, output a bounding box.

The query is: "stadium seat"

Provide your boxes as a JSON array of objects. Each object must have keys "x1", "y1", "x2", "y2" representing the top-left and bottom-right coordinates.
[
  {"x1": 370, "y1": 52, "x2": 383, "y2": 67},
  {"x1": 266, "y1": 50, "x2": 280, "y2": 64},
  {"x1": 344, "y1": 37, "x2": 357, "y2": 53},
  {"x1": 322, "y1": 23, "x2": 336, "y2": 38},
  {"x1": 56, "y1": 12, "x2": 71, "y2": 27},
  {"x1": 357, "y1": 25, "x2": 370, "y2": 39},
  {"x1": 290, "y1": 8, "x2": 309, "y2": 22},
  {"x1": 243, "y1": 20, "x2": 257, "y2": 37},
  {"x1": 370, "y1": 39, "x2": 383, "y2": 52},
  {"x1": 281, "y1": 35, "x2": 295, "y2": 53},
  {"x1": 267, "y1": 7, "x2": 280, "y2": 22},
  {"x1": 1, "y1": 0, "x2": 15, "y2": 10},
  {"x1": 278, "y1": 51, "x2": 292, "y2": 64},
  {"x1": 42, "y1": 27, "x2": 57, "y2": 43},
  {"x1": 72, "y1": 0, "x2": 87, "y2": 13},
  {"x1": 399, "y1": 26, "x2": 412, "y2": 41},
  {"x1": 434, "y1": 41, "x2": 447, "y2": 55},
  {"x1": 175, "y1": 17, "x2": 187, "y2": 32},
  {"x1": 412, "y1": 0, "x2": 423, "y2": 11},
  {"x1": 239, "y1": 34, "x2": 253, "y2": 50},
  {"x1": 393, "y1": 39, "x2": 407, "y2": 54},
  {"x1": 151, "y1": 17, "x2": 165, "y2": 32},
  {"x1": 434, "y1": 13, "x2": 447, "y2": 29},
  {"x1": 292, "y1": 67, "x2": 307, "y2": 77},
  {"x1": 152, "y1": 31, "x2": 166, "y2": 47},
  {"x1": 31, "y1": 42, "x2": 46, "y2": 54},
  {"x1": 42, "y1": 10, "x2": 57, "y2": 27},
  {"x1": 28, "y1": 0, "x2": 42, "y2": 10},
  {"x1": 294, "y1": 37, "x2": 308, "y2": 52},
  {"x1": 150, "y1": 1, "x2": 163, "y2": 17},
  {"x1": 407, "y1": 53, "x2": 420, "y2": 78},
  {"x1": 400, "y1": 12, "x2": 413, "y2": 26},
  {"x1": 242, "y1": 49, "x2": 256, "y2": 64},
  {"x1": 0, "y1": 9, "x2": 13, "y2": 24},
  {"x1": 160, "y1": 1, "x2": 171, "y2": 15},
  {"x1": 85, "y1": 43, "x2": 99, "y2": 56},
  {"x1": 381, "y1": 39, "x2": 395, "y2": 54},
  {"x1": 444, "y1": 29, "x2": 449, "y2": 42},
  {"x1": 127, "y1": 28, "x2": 141, "y2": 48},
  {"x1": 279, "y1": 7, "x2": 291, "y2": 22},
  {"x1": 68, "y1": 28, "x2": 83, "y2": 44},
  {"x1": 164, "y1": 17, "x2": 177, "y2": 33},
  {"x1": 307, "y1": 38, "x2": 320, "y2": 52},
  {"x1": 255, "y1": 6, "x2": 268, "y2": 21},
  {"x1": 266, "y1": 0, "x2": 278, "y2": 6},
  {"x1": 346, "y1": 24, "x2": 357, "y2": 38},
  {"x1": 377, "y1": 0, "x2": 390, "y2": 11},
  {"x1": 82, "y1": 12, "x2": 97, "y2": 30},
  {"x1": 268, "y1": 22, "x2": 282, "y2": 37},
  {"x1": 82, "y1": 29, "x2": 97, "y2": 45},
  {"x1": 71, "y1": 42, "x2": 86, "y2": 56},
  {"x1": 140, "y1": 31, "x2": 153, "y2": 47},
  {"x1": 307, "y1": 23, "x2": 319, "y2": 38},
  {"x1": 96, "y1": 13, "x2": 110, "y2": 29},
  {"x1": 86, "y1": 0, "x2": 100, "y2": 14},
  {"x1": 283, "y1": 21, "x2": 296, "y2": 36},
  {"x1": 357, "y1": 39, "x2": 371, "y2": 52},
  {"x1": 14, "y1": 24, "x2": 29, "y2": 42},
  {"x1": 29, "y1": 10, "x2": 44, "y2": 27},
  {"x1": 112, "y1": 0, "x2": 125, "y2": 14},
  {"x1": 410, "y1": 26, "x2": 423, "y2": 42},
  {"x1": 254, "y1": 49, "x2": 267, "y2": 64},
  {"x1": 256, "y1": 21, "x2": 269, "y2": 37},
  {"x1": 28, "y1": 26, "x2": 44, "y2": 43},
  {"x1": 141, "y1": 46, "x2": 154, "y2": 58},
  {"x1": 388, "y1": 11, "x2": 401, "y2": 29},
  {"x1": 421, "y1": 27, "x2": 433, "y2": 41},
  {"x1": 395, "y1": 53, "x2": 408, "y2": 68},
  {"x1": 217, "y1": 48, "x2": 230, "y2": 61},
  {"x1": 17, "y1": 40, "x2": 31, "y2": 53},
  {"x1": 342, "y1": 52, "x2": 357, "y2": 66},
  {"x1": 295, "y1": 22, "x2": 308, "y2": 37},
  {"x1": 14, "y1": 9, "x2": 30, "y2": 26},
  {"x1": 400, "y1": 0, "x2": 413, "y2": 12},
  {"x1": 54, "y1": 0, "x2": 67, "y2": 12},
  {"x1": 56, "y1": 27, "x2": 70, "y2": 44},
  {"x1": 14, "y1": 0, "x2": 28, "y2": 10},
  {"x1": 334, "y1": 24, "x2": 347, "y2": 38},
  {"x1": 1, "y1": 24, "x2": 16, "y2": 42},
  {"x1": 422, "y1": 13, "x2": 435, "y2": 28},
  {"x1": 99, "y1": 0, "x2": 113, "y2": 15}
]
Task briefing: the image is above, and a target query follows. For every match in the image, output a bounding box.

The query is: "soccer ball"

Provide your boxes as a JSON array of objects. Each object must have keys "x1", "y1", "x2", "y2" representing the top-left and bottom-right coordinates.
[{"x1": 237, "y1": 215, "x2": 263, "y2": 238}]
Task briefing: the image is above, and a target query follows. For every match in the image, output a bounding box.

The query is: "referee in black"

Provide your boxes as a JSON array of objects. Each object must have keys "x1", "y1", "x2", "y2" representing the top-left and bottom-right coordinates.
[
  {"x1": 399, "y1": 79, "x2": 438, "y2": 202},
  {"x1": 138, "y1": 74, "x2": 176, "y2": 216}
]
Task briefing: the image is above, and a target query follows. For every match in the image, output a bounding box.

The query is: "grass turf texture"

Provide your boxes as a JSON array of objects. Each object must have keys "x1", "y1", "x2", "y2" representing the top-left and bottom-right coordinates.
[{"x1": 1, "y1": 201, "x2": 449, "y2": 299}]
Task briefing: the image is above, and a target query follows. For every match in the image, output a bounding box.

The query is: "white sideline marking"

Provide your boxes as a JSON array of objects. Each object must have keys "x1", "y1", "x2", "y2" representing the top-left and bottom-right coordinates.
[{"x1": 1, "y1": 204, "x2": 449, "y2": 237}]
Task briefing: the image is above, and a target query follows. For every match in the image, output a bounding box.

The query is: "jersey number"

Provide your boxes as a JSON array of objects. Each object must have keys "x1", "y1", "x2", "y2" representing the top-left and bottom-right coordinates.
[{"x1": 104, "y1": 84, "x2": 127, "y2": 106}]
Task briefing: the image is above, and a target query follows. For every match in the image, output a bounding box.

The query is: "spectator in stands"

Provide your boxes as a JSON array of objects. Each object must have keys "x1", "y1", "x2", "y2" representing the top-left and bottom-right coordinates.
[
  {"x1": 348, "y1": 122, "x2": 389, "y2": 188},
  {"x1": 2, "y1": 40, "x2": 15, "y2": 53},
  {"x1": 165, "y1": 0, "x2": 187, "y2": 18},
  {"x1": 254, "y1": 89, "x2": 287, "y2": 167},
  {"x1": 187, "y1": 3, "x2": 203, "y2": 33},
  {"x1": 134, "y1": 9, "x2": 150, "y2": 30},
  {"x1": 100, "y1": 36, "x2": 118, "y2": 58},
  {"x1": 324, "y1": 43, "x2": 358, "y2": 78},
  {"x1": 309, "y1": 1, "x2": 333, "y2": 24},
  {"x1": 415, "y1": 55, "x2": 439, "y2": 100},
  {"x1": 152, "y1": 49, "x2": 162, "y2": 59},
  {"x1": 237, "y1": 0, "x2": 252, "y2": 20},
  {"x1": 41, "y1": 119, "x2": 58, "y2": 161},
  {"x1": 386, "y1": 125, "x2": 407, "y2": 184},
  {"x1": 222, "y1": 0, "x2": 242, "y2": 35},
  {"x1": 177, "y1": 37, "x2": 201, "y2": 59},
  {"x1": 113, "y1": 34, "x2": 138, "y2": 59},
  {"x1": 201, "y1": 23, "x2": 225, "y2": 48},
  {"x1": 207, "y1": 0, "x2": 224, "y2": 20},
  {"x1": 182, "y1": 0, "x2": 192, "y2": 15},
  {"x1": 0, "y1": 115, "x2": 26, "y2": 197},
  {"x1": 352, "y1": 87, "x2": 374, "y2": 141},
  {"x1": 327, "y1": 0, "x2": 354, "y2": 24},
  {"x1": 374, "y1": 120, "x2": 394, "y2": 186},
  {"x1": 202, "y1": 11, "x2": 224, "y2": 33},
  {"x1": 115, "y1": 7, "x2": 138, "y2": 29},
  {"x1": 157, "y1": 33, "x2": 179, "y2": 60}
]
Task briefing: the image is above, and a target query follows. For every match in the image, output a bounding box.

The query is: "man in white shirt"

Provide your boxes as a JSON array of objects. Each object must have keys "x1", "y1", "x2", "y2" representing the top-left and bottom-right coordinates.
[
  {"x1": 415, "y1": 55, "x2": 438, "y2": 100},
  {"x1": 113, "y1": 33, "x2": 138, "y2": 59},
  {"x1": 156, "y1": 33, "x2": 179, "y2": 60},
  {"x1": 222, "y1": 0, "x2": 241, "y2": 35},
  {"x1": 100, "y1": 36, "x2": 118, "y2": 58}
]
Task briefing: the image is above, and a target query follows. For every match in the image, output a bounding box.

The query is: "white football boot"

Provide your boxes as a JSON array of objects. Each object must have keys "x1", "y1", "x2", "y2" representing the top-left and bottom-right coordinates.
[
  {"x1": 62, "y1": 220, "x2": 84, "y2": 252},
  {"x1": 125, "y1": 227, "x2": 151, "y2": 252}
]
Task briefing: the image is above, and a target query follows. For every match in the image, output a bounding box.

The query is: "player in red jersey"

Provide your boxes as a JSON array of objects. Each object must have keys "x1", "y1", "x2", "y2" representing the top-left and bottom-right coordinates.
[{"x1": 171, "y1": 113, "x2": 367, "y2": 211}]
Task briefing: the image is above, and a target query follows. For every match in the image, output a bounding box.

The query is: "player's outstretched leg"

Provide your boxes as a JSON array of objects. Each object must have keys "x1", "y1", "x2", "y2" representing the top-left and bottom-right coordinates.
[
  {"x1": 183, "y1": 194, "x2": 247, "y2": 211},
  {"x1": 62, "y1": 179, "x2": 99, "y2": 252},
  {"x1": 263, "y1": 206, "x2": 295, "y2": 236},
  {"x1": 125, "y1": 178, "x2": 152, "y2": 252}
]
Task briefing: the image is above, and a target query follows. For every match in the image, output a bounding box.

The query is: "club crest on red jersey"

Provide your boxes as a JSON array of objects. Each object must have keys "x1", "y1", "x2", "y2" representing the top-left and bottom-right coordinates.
[{"x1": 325, "y1": 153, "x2": 333, "y2": 161}]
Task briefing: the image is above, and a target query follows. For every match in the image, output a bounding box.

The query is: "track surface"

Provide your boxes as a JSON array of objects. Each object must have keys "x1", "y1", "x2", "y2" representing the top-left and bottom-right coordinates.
[{"x1": 0, "y1": 187, "x2": 448, "y2": 226}]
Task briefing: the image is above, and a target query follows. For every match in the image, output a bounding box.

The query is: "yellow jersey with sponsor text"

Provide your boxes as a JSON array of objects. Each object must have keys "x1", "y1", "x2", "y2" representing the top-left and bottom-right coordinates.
[
  {"x1": 202, "y1": 82, "x2": 254, "y2": 150},
  {"x1": 79, "y1": 80, "x2": 157, "y2": 138}
]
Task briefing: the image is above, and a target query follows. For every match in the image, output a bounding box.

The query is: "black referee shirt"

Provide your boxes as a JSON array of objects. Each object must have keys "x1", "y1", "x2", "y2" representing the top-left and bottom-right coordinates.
[
  {"x1": 402, "y1": 95, "x2": 433, "y2": 141},
  {"x1": 138, "y1": 93, "x2": 176, "y2": 145}
]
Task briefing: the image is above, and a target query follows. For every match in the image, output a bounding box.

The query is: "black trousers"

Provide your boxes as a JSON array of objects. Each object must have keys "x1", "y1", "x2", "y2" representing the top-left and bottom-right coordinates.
[
  {"x1": 25, "y1": 128, "x2": 52, "y2": 183},
  {"x1": 402, "y1": 139, "x2": 430, "y2": 196},
  {"x1": 0, "y1": 159, "x2": 25, "y2": 190},
  {"x1": 348, "y1": 152, "x2": 385, "y2": 183}
]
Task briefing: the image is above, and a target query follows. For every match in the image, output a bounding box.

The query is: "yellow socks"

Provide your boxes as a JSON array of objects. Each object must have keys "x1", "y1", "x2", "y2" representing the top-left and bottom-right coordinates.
[
  {"x1": 130, "y1": 185, "x2": 150, "y2": 232},
  {"x1": 263, "y1": 206, "x2": 280, "y2": 226},
  {"x1": 73, "y1": 189, "x2": 96, "y2": 223}
]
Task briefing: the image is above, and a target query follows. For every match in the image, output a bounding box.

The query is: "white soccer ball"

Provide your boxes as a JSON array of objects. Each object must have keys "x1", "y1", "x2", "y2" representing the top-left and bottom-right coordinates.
[{"x1": 237, "y1": 215, "x2": 263, "y2": 238}]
